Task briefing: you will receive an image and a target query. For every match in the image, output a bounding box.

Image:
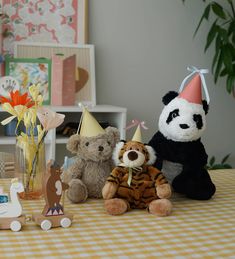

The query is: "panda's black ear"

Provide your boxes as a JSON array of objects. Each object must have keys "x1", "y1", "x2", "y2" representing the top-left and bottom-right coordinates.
[
  {"x1": 202, "y1": 100, "x2": 209, "y2": 114},
  {"x1": 162, "y1": 91, "x2": 178, "y2": 105}
]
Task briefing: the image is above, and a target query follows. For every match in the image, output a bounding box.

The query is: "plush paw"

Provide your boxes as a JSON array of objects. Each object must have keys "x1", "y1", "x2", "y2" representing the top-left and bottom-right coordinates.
[
  {"x1": 156, "y1": 183, "x2": 172, "y2": 199},
  {"x1": 102, "y1": 182, "x2": 118, "y2": 200},
  {"x1": 104, "y1": 198, "x2": 128, "y2": 215},
  {"x1": 67, "y1": 179, "x2": 88, "y2": 203},
  {"x1": 149, "y1": 199, "x2": 172, "y2": 216}
]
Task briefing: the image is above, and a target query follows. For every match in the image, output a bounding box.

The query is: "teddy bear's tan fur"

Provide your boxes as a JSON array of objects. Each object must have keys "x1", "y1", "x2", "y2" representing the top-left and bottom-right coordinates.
[{"x1": 61, "y1": 127, "x2": 120, "y2": 203}]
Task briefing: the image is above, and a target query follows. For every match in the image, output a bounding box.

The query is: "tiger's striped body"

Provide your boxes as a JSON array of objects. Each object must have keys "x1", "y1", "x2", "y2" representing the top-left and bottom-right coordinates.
[{"x1": 107, "y1": 165, "x2": 168, "y2": 209}]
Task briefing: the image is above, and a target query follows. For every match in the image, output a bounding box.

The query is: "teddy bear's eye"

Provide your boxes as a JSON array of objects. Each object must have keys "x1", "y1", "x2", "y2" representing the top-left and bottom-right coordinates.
[
  {"x1": 130, "y1": 147, "x2": 133, "y2": 150},
  {"x1": 107, "y1": 141, "x2": 111, "y2": 145},
  {"x1": 85, "y1": 142, "x2": 89, "y2": 146}
]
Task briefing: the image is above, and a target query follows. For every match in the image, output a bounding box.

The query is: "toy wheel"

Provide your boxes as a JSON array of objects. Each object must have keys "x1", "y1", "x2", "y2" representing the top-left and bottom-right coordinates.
[
  {"x1": 41, "y1": 220, "x2": 52, "y2": 230},
  {"x1": 60, "y1": 217, "x2": 72, "y2": 228},
  {"x1": 10, "y1": 220, "x2": 22, "y2": 232}
]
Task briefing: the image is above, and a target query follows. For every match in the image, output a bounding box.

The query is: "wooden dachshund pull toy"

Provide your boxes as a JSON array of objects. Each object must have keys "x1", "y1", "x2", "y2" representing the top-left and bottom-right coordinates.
[
  {"x1": 33, "y1": 160, "x2": 73, "y2": 230},
  {"x1": 0, "y1": 178, "x2": 26, "y2": 232}
]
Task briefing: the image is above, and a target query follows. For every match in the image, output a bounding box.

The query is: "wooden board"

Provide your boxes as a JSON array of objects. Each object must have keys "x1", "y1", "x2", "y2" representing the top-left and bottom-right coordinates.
[
  {"x1": 33, "y1": 213, "x2": 73, "y2": 228},
  {"x1": 0, "y1": 215, "x2": 26, "y2": 230}
]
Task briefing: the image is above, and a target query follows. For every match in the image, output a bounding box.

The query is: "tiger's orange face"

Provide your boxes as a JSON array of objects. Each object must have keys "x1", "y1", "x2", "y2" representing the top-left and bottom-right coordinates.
[{"x1": 113, "y1": 140, "x2": 156, "y2": 168}]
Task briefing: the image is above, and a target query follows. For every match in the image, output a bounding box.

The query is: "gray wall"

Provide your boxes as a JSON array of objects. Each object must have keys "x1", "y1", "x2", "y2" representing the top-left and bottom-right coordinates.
[{"x1": 89, "y1": 0, "x2": 235, "y2": 167}]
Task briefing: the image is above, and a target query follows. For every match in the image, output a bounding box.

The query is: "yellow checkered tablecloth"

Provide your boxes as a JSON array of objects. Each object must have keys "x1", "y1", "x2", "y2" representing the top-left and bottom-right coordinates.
[{"x1": 0, "y1": 169, "x2": 234, "y2": 258}]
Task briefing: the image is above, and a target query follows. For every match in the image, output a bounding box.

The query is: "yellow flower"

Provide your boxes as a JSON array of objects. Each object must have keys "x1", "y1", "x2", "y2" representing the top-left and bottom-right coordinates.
[
  {"x1": 23, "y1": 112, "x2": 31, "y2": 128},
  {"x1": 29, "y1": 84, "x2": 40, "y2": 101},
  {"x1": 29, "y1": 108, "x2": 37, "y2": 125},
  {"x1": 37, "y1": 125, "x2": 45, "y2": 144},
  {"x1": 29, "y1": 84, "x2": 43, "y2": 105},
  {"x1": 1, "y1": 103, "x2": 28, "y2": 125}
]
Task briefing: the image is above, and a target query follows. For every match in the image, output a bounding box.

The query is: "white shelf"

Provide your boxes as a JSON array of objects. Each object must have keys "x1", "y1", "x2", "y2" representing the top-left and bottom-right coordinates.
[
  {"x1": 0, "y1": 136, "x2": 16, "y2": 145},
  {"x1": 56, "y1": 137, "x2": 69, "y2": 144},
  {"x1": 49, "y1": 105, "x2": 127, "y2": 113},
  {"x1": 0, "y1": 105, "x2": 127, "y2": 164},
  {"x1": 0, "y1": 136, "x2": 52, "y2": 145}
]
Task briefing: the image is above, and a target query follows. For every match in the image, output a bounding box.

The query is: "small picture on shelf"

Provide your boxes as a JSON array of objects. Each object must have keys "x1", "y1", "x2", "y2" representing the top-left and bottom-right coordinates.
[
  {"x1": 5, "y1": 58, "x2": 51, "y2": 105},
  {"x1": 15, "y1": 43, "x2": 96, "y2": 106}
]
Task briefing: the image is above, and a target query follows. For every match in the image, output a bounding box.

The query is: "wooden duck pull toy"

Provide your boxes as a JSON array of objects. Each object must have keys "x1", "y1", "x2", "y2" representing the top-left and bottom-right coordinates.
[{"x1": 0, "y1": 178, "x2": 26, "y2": 232}]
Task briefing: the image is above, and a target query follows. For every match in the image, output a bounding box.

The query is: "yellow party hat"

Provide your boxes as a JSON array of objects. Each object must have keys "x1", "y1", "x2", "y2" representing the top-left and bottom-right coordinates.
[
  {"x1": 132, "y1": 125, "x2": 142, "y2": 142},
  {"x1": 79, "y1": 107, "x2": 105, "y2": 137}
]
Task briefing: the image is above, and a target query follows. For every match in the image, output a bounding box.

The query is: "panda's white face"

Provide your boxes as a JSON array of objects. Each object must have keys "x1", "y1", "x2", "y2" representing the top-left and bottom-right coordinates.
[{"x1": 159, "y1": 97, "x2": 206, "y2": 142}]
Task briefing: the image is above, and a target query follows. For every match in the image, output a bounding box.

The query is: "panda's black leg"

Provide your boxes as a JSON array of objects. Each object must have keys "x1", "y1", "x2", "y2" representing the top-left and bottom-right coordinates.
[
  {"x1": 172, "y1": 169, "x2": 216, "y2": 200},
  {"x1": 171, "y1": 173, "x2": 189, "y2": 194},
  {"x1": 185, "y1": 177, "x2": 216, "y2": 200}
]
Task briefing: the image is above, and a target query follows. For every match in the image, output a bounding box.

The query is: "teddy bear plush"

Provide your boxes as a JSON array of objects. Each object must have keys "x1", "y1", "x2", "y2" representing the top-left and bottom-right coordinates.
[
  {"x1": 102, "y1": 140, "x2": 173, "y2": 216},
  {"x1": 61, "y1": 126, "x2": 120, "y2": 203}
]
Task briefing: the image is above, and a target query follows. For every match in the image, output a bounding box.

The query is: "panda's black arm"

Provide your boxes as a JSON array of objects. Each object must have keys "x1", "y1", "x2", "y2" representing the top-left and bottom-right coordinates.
[{"x1": 148, "y1": 132, "x2": 164, "y2": 169}]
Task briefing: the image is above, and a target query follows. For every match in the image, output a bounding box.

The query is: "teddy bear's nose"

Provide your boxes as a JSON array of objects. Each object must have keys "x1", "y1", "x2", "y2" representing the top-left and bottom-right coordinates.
[
  {"x1": 128, "y1": 151, "x2": 138, "y2": 161},
  {"x1": 98, "y1": 146, "x2": 104, "y2": 151}
]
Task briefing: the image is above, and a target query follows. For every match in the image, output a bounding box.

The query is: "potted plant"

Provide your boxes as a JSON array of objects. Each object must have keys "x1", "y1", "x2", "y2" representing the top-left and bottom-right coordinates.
[{"x1": 183, "y1": 0, "x2": 235, "y2": 97}]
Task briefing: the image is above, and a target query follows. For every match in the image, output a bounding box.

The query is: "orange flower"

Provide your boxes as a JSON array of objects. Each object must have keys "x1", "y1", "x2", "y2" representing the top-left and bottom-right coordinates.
[{"x1": 0, "y1": 90, "x2": 34, "y2": 108}]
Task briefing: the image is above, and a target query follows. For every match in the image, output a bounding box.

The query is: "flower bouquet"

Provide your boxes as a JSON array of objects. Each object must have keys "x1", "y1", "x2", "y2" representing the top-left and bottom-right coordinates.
[{"x1": 0, "y1": 85, "x2": 65, "y2": 199}]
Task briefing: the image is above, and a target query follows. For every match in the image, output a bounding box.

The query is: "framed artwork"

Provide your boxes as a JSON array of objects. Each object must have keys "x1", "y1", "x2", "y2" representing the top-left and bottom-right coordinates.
[
  {"x1": 5, "y1": 57, "x2": 51, "y2": 105},
  {"x1": 2, "y1": 0, "x2": 88, "y2": 55},
  {"x1": 14, "y1": 42, "x2": 96, "y2": 106}
]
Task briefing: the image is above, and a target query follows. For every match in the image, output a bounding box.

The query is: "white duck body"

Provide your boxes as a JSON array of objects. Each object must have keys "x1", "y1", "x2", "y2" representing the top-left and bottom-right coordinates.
[{"x1": 0, "y1": 180, "x2": 24, "y2": 218}]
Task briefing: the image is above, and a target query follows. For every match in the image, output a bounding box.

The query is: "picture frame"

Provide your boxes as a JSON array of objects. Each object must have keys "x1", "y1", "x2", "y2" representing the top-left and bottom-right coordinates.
[
  {"x1": 5, "y1": 57, "x2": 51, "y2": 105},
  {"x1": 2, "y1": 0, "x2": 88, "y2": 55},
  {"x1": 14, "y1": 42, "x2": 96, "y2": 106}
]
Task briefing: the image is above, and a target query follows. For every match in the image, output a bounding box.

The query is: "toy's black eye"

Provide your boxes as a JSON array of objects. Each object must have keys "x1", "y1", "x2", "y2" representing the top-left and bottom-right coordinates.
[
  {"x1": 107, "y1": 141, "x2": 111, "y2": 145},
  {"x1": 193, "y1": 114, "x2": 203, "y2": 130},
  {"x1": 166, "y1": 109, "x2": 179, "y2": 124},
  {"x1": 85, "y1": 142, "x2": 89, "y2": 146},
  {"x1": 172, "y1": 112, "x2": 178, "y2": 118}
]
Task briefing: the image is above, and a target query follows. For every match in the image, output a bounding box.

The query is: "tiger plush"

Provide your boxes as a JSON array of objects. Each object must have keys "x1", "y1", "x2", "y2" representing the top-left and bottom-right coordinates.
[{"x1": 102, "y1": 140, "x2": 173, "y2": 216}]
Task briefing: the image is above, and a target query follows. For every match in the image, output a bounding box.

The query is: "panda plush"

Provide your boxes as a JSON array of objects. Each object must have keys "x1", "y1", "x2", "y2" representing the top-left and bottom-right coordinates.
[{"x1": 149, "y1": 70, "x2": 216, "y2": 200}]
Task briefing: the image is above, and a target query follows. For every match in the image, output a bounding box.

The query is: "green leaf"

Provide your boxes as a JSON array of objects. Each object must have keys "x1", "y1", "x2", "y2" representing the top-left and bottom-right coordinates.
[
  {"x1": 209, "y1": 156, "x2": 215, "y2": 166},
  {"x1": 221, "y1": 154, "x2": 231, "y2": 164},
  {"x1": 211, "y1": 164, "x2": 228, "y2": 170},
  {"x1": 211, "y1": 2, "x2": 226, "y2": 19},
  {"x1": 212, "y1": 36, "x2": 221, "y2": 74},
  {"x1": 218, "y1": 27, "x2": 228, "y2": 43},
  {"x1": 222, "y1": 164, "x2": 233, "y2": 169},
  {"x1": 194, "y1": 4, "x2": 211, "y2": 37},
  {"x1": 222, "y1": 45, "x2": 233, "y2": 73},
  {"x1": 226, "y1": 75, "x2": 235, "y2": 93},
  {"x1": 204, "y1": 20, "x2": 218, "y2": 52},
  {"x1": 228, "y1": 20, "x2": 235, "y2": 36},
  {"x1": 214, "y1": 51, "x2": 223, "y2": 83},
  {"x1": 220, "y1": 68, "x2": 227, "y2": 77}
]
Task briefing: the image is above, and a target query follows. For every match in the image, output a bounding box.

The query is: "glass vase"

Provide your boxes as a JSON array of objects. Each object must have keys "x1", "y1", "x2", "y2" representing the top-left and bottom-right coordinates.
[{"x1": 15, "y1": 139, "x2": 46, "y2": 200}]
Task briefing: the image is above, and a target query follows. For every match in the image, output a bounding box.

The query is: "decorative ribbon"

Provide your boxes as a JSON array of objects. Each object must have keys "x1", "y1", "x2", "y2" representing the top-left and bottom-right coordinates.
[
  {"x1": 127, "y1": 168, "x2": 132, "y2": 187},
  {"x1": 125, "y1": 119, "x2": 148, "y2": 131},
  {"x1": 179, "y1": 66, "x2": 210, "y2": 104},
  {"x1": 119, "y1": 163, "x2": 142, "y2": 186}
]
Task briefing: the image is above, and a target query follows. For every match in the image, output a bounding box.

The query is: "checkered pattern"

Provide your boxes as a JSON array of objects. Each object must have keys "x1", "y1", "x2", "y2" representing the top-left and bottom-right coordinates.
[{"x1": 0, "y1": 169, "x2": 234, "y2": 258}]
